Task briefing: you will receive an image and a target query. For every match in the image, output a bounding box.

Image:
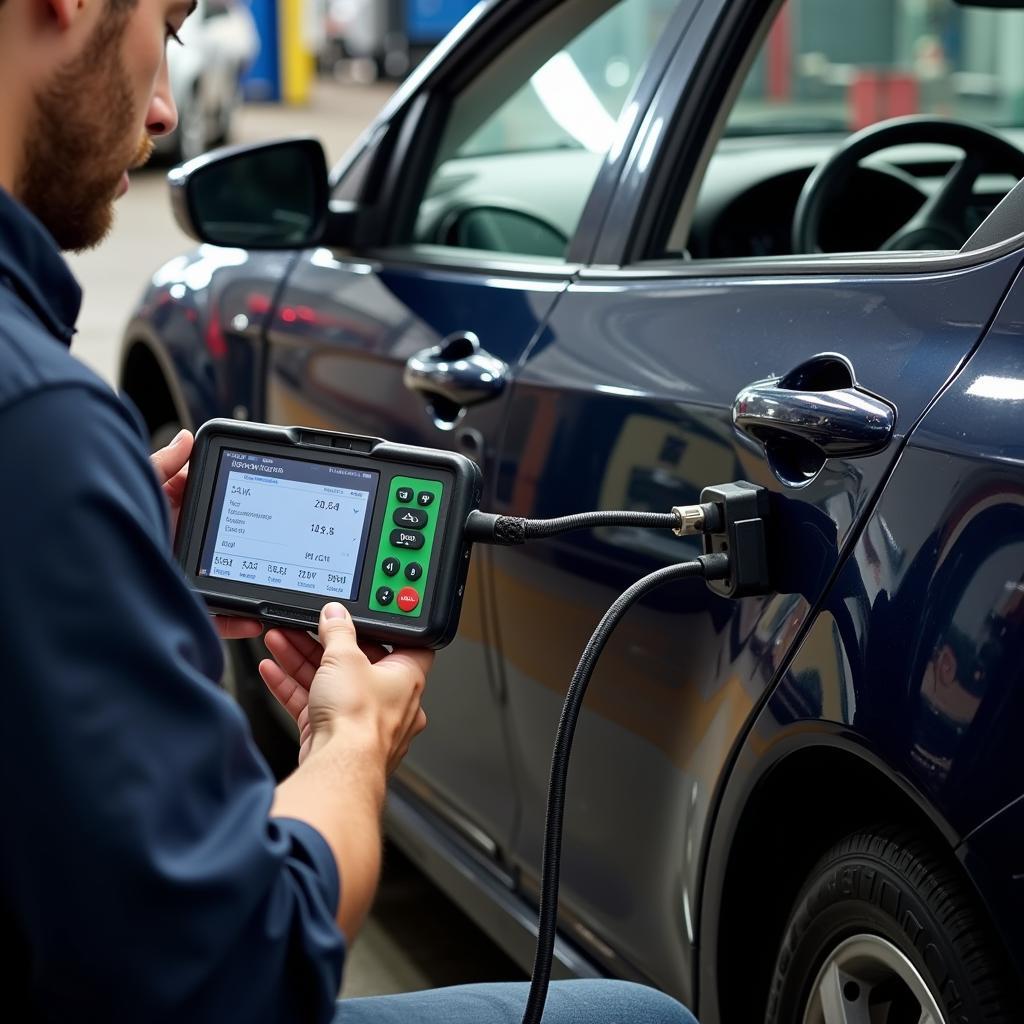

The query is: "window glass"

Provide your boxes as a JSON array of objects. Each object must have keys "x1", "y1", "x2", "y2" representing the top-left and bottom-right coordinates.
[
  {"x1": 413, "y1": 0, "x2": 679, "y2": 260},
  {"x1": 666, "y1": 0, "x2": 1024, "y2": 261}
]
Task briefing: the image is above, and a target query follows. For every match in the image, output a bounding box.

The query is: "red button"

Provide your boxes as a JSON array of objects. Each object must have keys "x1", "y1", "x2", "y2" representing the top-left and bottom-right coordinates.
[{"x1": 396, "y1": 587, "x2": 420, "y2": 613}]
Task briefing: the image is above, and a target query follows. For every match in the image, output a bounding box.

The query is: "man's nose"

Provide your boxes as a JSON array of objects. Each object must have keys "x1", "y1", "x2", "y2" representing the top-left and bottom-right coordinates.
[{"x1": 147, "y1": 62, "x2": 178, "y2": 138}]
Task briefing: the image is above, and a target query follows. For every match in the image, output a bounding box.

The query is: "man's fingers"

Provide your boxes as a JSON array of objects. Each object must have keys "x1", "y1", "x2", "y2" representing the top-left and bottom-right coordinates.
[
  {"x1": 163, "y1": 465, "x2": 189, "y2": 506},
  {"x1": 258, "y1": 658, "x2": 309, "y2": 722},
  {"x1": 278, "y1": 627, "x2": 325, "y2": 666},
  {"x1": 358, "y1": 641, "x2": 389, "y2": 665},
  {"x1": 413, "y1": 708, "x2": 427, "y2": 735},
  {"x1": 317, "y1": 603, "x2": 366, "y2": 672},
  {"x1": 150, "y1": 429, "x2": 192, "y2": 485},
  {"x1": 373, "y1": 647, "x2": 434, "y2": 691},
  {"x1": 391, "y1": 711, "x2": 427, "y2": 773},
  {"x1": 214, "y1": 616, "x2": 263, "y2": 640},
  {"x1": 265, "y1": 630, "x2": 318, "y2": 689}
]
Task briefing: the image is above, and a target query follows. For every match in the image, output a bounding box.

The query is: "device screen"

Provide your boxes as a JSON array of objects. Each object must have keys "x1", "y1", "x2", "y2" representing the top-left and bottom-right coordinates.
[{"x1": 198, "y1": 449, "x2": 379, "y2": 601}]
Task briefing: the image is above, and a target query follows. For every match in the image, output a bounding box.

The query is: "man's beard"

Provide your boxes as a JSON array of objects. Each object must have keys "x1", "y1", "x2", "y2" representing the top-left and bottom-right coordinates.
[{"x1": 16, "y1": 14, "x2": 154, "y2": 252}]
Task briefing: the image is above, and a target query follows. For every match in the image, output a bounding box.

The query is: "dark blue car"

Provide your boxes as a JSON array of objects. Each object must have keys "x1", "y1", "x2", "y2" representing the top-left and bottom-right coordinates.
[{"x1": 118, "y1": 0, "x2": 1024, "y2": 1020}]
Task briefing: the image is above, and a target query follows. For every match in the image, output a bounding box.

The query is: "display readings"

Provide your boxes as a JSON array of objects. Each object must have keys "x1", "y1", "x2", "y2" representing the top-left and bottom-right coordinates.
[{"x1": 198, "y1": 449, "x2": 379, "y2": 601}]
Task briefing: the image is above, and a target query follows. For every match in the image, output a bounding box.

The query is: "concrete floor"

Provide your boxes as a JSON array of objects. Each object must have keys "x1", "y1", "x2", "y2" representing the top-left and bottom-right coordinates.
[{"x1": 66, "y1": 77, "x2": 526, "y2": 1001}]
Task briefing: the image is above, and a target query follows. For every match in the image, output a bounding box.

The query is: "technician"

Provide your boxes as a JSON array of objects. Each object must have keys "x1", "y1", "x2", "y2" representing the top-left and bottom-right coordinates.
[{"x1": 0, "y1": 0, "x2": 698, "y2": 1020}]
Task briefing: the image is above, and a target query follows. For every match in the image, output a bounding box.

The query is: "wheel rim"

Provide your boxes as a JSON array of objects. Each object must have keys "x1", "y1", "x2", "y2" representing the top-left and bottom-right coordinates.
[{"x1": 802, "y1": 934, "x2": 947, "y2": 1024}]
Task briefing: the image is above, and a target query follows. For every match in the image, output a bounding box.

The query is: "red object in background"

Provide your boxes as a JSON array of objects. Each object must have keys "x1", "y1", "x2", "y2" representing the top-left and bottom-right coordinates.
[
  {"x1": 766, "y1": 4, "x2": 792, "y2": 102},
  {"x1": 850, "y1": 71, "x2": 919, "y2": 130}
]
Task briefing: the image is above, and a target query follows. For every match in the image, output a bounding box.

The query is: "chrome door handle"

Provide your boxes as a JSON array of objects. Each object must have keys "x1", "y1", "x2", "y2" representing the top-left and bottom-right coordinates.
[
  {"x1": 733, "y1": 380, "x2": 895, "y2": 457},
  {"x1": 404, "y1": 332, "x2": 508, "y2": 409}
]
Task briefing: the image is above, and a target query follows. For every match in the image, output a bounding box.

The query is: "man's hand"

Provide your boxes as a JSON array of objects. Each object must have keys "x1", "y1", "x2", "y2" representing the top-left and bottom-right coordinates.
[
  {"x1": 259, "y1": 603, "x2": 431, "y2": 772},
  {"x1": 266, "y1": 603, "x2": 432, "y2": 937},
  {"x1": 151, "y1": 429, "x2": 262, "y2": 641}
]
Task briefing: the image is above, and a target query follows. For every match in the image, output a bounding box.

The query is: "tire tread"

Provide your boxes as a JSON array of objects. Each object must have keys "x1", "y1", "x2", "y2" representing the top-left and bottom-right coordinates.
[{"x1": 765, "y1": 824, "x2": 1021, "y2": 1023}]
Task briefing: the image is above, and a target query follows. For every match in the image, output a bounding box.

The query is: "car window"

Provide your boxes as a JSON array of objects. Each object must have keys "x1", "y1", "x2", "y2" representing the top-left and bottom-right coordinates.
[
  {"x1": 412, "y1": 0, "x2": 680, "y2": 261},
  {"x1": 657, "y1": 0, "x2": 1024, "y2": 262}
]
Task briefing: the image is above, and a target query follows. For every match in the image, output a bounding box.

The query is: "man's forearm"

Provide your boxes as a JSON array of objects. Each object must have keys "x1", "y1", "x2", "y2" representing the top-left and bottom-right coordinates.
[{"x1": 271, "y1": 734, "x2": 387, "y2": 940}]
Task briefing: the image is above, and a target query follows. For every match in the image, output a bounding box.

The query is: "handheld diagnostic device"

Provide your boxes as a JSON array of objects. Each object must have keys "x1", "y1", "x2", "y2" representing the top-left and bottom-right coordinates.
[{"x1": 175, "y1": 420, "x2": 482, "y2": 648}]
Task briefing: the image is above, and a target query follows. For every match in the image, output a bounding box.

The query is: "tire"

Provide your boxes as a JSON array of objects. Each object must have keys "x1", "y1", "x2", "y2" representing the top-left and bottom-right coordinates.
[{"x1": 766, "y1": 827, "x2": 1021, "y2": 1024}]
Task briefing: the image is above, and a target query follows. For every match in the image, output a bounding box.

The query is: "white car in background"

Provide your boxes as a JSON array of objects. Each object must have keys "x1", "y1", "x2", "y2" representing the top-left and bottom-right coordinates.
[{"x1": 158, "y1": 0, "x2": 259, "y2": 163}]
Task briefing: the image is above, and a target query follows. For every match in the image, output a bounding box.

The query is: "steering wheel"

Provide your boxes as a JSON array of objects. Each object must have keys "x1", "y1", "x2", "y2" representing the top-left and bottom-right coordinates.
[{"x1": 792, "y1": 116, "x2": 1024, "y2": 254}]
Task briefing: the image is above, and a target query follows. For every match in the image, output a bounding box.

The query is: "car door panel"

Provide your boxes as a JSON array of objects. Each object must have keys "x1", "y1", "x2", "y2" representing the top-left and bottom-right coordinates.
[
  {"x1": 490, "y1": 251, "x2": 1024, "y2": 998},
  {"x1": 265, "y1": 253, "x2": 571, "y2": 855}
]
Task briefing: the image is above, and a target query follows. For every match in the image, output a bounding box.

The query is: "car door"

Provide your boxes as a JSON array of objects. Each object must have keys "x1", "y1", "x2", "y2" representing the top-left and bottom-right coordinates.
[
  {"x1": 490, "y1": 0, "x2": 1024, "y2": 1004},
  {"x1": 262, "y1": 0, "x2": 689, "y2": 870}
]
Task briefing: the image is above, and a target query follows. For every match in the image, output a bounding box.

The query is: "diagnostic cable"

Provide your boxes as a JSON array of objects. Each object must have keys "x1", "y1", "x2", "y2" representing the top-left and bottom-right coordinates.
[{"x1": 465, "y1": 482, "x2": 773, "y2": 1024}]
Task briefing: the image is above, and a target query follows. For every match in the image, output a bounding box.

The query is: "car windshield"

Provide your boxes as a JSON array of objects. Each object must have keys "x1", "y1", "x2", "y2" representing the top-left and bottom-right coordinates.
[{"x1": 725, "y1": 0, "x2": 1024, "y2": 137}]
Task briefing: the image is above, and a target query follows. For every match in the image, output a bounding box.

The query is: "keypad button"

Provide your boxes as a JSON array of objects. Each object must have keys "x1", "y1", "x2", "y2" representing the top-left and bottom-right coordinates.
[
  {"x1": 395, "y1": 487, "x2": 413, "y2": 503},
  {"x1": 417, "y1": 491, "x2": 435, "y2": 507},
  {"x1": 381, "y1": 557, "x2": 400, "y2": 577},
  {"x1": 404, "y1": 562, "x2": 423, "y2": 582},
  {"x1": 376, "y1": 586, "x2": 395, "y2": 606},
  {"x1": 396, "y1": 587, "x2": 420, "y2": 613},
  {"x1": 391, "y1": 529, "x2": 424, "y2": 550},
  {"x1": 393, "y1": 507, "x2": 428, "y2": 529}
]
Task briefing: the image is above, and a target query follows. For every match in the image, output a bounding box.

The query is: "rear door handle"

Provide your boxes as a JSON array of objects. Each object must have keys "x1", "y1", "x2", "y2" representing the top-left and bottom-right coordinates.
[
  {"x1": 404, "y1": 332, "x2": 508, "y2": 409},
  {"x1": 733, "y1": 355, "x2": 896, "y2": 461}
]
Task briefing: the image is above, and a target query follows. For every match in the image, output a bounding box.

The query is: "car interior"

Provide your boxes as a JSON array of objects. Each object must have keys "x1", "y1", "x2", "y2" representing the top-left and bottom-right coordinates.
[{"x1": 407, "y1": 0, "x2": 1024, "y2": 265}]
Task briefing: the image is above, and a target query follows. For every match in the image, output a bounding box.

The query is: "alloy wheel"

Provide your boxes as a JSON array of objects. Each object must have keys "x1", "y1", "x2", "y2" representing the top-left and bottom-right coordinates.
[{"x1": 802, "y1": 933, "x2": 946, "y2": 1024}]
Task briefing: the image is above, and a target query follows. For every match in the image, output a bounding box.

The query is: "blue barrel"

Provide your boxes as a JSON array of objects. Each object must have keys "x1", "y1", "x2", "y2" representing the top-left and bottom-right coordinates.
[
  {"x1": 405, "y1": 0, "x2": 478, "y2": 46},
  {"x1": 242, "y1": 0, "x2": 280, "y2": 101}
]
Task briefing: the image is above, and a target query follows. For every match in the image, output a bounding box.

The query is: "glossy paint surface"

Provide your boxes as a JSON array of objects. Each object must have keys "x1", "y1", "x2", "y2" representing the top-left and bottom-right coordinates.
[
  {"x1": 125, "y1": 246, "x2": 295, "y2": 427},
  {"x1": 265, "y1": 249, "x2": 571, "y2": 857},
  {"x1": 703, "y1": 269, "x2": 1024, "y2": 1012},
  {"x1": 488, "y1": 252, "x2": 1024, "y2": 999},
  {"x1": 960, "y1": 794, "x2": 1024, "y2": 983}
]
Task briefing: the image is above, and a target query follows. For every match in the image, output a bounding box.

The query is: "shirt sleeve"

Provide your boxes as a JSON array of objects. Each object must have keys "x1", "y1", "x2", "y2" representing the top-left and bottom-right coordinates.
[{"x1": 0, "y1": 384, "x2": 345, "y2": 1023}]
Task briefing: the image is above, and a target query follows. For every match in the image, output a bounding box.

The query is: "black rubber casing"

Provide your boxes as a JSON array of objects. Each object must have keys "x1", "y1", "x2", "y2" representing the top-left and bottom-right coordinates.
[{"x1": 175, "y1": 419, "x2": 482, "y2": 649}]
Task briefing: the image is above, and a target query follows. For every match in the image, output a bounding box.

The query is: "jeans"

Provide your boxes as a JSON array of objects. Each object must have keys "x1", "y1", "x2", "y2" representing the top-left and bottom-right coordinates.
[{"x1": 333, "y1": 980, "x2": 698, "y2": 1023}]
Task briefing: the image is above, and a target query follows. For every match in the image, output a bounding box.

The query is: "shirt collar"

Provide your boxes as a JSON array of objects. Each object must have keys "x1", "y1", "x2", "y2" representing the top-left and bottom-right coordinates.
[{"x1": 0, "y1": 187, "x2": 82, "y2": 345}]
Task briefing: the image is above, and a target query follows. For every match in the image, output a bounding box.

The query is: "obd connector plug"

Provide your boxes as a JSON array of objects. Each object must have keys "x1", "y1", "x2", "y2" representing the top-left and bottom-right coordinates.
[{"x1": 695, "y1": 481, "x2": 771, "y2": 599}]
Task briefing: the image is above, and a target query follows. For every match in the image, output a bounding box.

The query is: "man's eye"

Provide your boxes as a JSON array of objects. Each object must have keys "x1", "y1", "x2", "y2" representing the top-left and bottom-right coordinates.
[{"x1": 165, "y1": 23, "x2": 184, "y2": 45}]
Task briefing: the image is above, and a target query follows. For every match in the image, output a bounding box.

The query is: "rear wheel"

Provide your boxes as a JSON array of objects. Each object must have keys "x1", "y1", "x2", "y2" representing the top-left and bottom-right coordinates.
[{"x1": 766, "y1": 827, "x2": 1021, "y2": 1024}]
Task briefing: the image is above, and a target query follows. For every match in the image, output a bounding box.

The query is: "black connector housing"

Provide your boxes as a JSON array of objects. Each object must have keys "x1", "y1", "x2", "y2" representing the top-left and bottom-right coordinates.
[{"x1": 699, "y1": 481, "x2": 771, "y2": 598}]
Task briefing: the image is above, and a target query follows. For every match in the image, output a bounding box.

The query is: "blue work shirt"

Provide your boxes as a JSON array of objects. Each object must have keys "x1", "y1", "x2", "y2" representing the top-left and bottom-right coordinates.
[{"x1": 0, "y1": 188, "x2": 345, "y2": 1021}]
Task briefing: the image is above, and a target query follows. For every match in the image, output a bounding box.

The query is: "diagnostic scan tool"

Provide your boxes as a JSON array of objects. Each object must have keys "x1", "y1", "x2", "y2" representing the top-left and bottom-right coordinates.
[{"x1": 175, "y1": 420, "x2": 482, "y2": 648}]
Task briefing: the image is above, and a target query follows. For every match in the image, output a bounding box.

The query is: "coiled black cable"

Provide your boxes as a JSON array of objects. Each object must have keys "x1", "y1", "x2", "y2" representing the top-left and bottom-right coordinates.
[{"x1": 520, "y1": 558, "x2": 708, "y2": 1024}]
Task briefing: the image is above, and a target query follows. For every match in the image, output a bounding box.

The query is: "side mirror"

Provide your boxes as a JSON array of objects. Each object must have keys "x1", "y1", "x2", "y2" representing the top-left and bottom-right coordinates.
[{"x1": 169, "y1": 138, "x2": 330, "y2": 249}]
